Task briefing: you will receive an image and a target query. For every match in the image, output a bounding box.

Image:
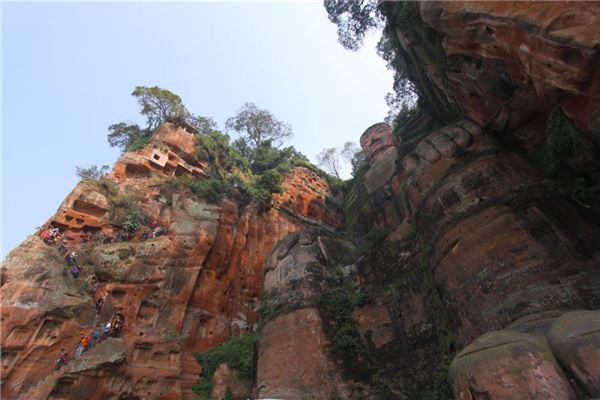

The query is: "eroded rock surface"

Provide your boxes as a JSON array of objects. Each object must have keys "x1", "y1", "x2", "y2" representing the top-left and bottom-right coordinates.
[
  {"x1": 256, "y1": 229, "x2": 356, "y2": 400},
  {"x1": 546, "y1": 310, "x2": 600, "y2": 396},
  {"x1": 450, "y1": 310, "x2": 600, "y2": 399},
  {"x1": 0, "y1": 123, "x2": 342, "y2": 399},
  {"x1": 336, "y1": 118, "x2": 600, "y2": 397},
  {"x1": 256, "y1": 308, "x2": 347, "y2": 400},
  {"x1": 3, "y1": 2, "x2": 600, "y2": 399},
  {"x1": 449, "y1": 330, "x2": 575, "y2": 400}
]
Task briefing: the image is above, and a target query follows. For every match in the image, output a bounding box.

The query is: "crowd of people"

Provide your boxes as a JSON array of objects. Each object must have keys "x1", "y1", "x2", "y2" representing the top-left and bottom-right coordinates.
[
  {"x1": 40, "y1": 209, "x2": 171, "y2": 378},
  {"x1": 54, "y1": 314, "x2": 125, "y2": 372},
  {"x1": 39, "y1": 224, "x2": 132, "y2": 374},
  {"x1": 40, "y1": 221, "x2": 167, "y2": 247},
  {"x1": 41, "y1": 226, "x2": 62, "y2": 245}
]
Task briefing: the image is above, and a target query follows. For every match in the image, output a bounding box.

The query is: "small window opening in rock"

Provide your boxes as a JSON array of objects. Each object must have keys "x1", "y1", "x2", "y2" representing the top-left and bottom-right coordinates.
[
  {"x1": 75, "y1": 218, "x2": 84, "y2": 225},
  {"x1": 485, "y1": 26, "x2": 495, "y2": 35}
]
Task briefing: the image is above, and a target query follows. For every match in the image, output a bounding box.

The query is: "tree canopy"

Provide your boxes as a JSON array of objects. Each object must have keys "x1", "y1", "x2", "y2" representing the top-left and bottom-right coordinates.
[
  {"x1": 324, "y1": 0, "x2": 380, "y2": 51},
  {"x1": 108, "y1": 86, "x2": 216, "y2": 152},
  {"x1": 107, "y1": 122, "x2": 151, "y2": 152},
  {"x1": 317, "y1": 147, "x2": 342, "y2": 179},
  {"x1": 317, "y1": 141, "x2": 364, "y2": 179},
  {"x1": 225, "y1": 102, "x2": 293, "y2": 150},
  {"x1": 324, "y1": 1, "x2": 422, "y2": 128},
  {"x1": 75, "y1": 164, "x2": 110, "y2": 181},
  {"x1": 131, "y1": 86, "x2": 187, "y2": 129}
]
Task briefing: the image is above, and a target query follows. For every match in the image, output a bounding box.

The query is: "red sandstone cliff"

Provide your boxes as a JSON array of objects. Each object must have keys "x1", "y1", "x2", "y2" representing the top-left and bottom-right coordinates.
[
  {"x1": 0, "y1": 123, "x2": 342, "y2": 399},
  {"x1": 2, "y1": 2, "x2": 600, "y2": 399}
]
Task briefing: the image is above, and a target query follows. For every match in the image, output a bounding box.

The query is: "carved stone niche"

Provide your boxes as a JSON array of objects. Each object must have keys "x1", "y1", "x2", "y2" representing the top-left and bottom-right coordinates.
[
  {"x1": 4, "y1": 326, "x2": 34, "y2": 349},
  {"x1": 136, "y1": 300, "x2": 160, "y2": 327},
  {"x1": 33, "y1": 318, "x2": 63, "y2": 346},
  {"x1": 132, "y1": 342, "x2": 153, "y2": 363},
  {"x1": 1, "y1": 350, "x2": 18, "y2": 372},
  {"x1": 168, "y1": 349, "x2": 180, "y2": 364}
]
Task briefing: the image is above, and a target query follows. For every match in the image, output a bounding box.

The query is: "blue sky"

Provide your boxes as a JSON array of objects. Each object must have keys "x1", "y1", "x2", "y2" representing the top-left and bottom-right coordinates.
[{"x1": 2, "y1": 1, "x2": 392, "y2": 258}]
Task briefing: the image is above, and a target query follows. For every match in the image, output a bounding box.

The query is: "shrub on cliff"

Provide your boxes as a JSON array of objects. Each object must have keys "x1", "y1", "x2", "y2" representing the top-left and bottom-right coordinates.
[
  {"x1": 75, "y1": 164, "x2": 110, "y2": 181},
  {"x1": 109, "y1": 193, "x2": 144, "y2": 231},
  {"x1": 189, "y1": 178, "x2": 229, "y2": 204},
  {"x1": 536, "y1": 108, "x2": 600, "y2": 215},
  {"x1": 537, "y1": 108, "x2": 596, "y2": 179},
  {"x1": 192, "y1": 333, "x2": 258, "y2": 400},
  {"x1": 196, "y1": 130, "x2": 249, "y2": 175},
  {"x1": 107, "y1": 122, "x2": 152, "y2": 153},
  {"x1": 324, "y1": 1, "x2": 456, "y2": 129}
]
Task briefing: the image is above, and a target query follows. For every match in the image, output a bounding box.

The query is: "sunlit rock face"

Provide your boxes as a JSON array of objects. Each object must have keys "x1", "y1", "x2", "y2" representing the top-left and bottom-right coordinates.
[
  {"x1": 0, "y1": 124, "x2": 343, "y2": 400},
  {"x1": 3, "y1": 2, "x2": 600, "y2": 398}
]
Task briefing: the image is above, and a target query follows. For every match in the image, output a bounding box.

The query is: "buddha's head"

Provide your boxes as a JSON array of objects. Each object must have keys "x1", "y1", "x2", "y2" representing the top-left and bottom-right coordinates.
[{"x1": 360, "y1": 123, "x2": 398, "y2": 166}]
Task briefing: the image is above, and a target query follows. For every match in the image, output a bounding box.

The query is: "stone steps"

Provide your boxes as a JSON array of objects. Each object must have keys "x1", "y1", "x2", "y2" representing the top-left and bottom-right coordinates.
[{"x1": 17, "y1": 338, "x2": 125, "y2": 400}]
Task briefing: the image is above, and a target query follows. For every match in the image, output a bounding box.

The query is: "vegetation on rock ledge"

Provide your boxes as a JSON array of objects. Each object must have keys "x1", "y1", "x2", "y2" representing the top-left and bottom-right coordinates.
[
  {"x1": 192, "y1": 333, "x2": 258, "y2": 400},
  {"x1": 535, "y1": 107, "x2": 600, "y2": 216}
]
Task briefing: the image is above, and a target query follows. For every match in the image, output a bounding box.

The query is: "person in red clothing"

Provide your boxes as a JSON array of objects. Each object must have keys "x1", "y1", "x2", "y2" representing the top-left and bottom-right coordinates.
[{"x1": 81, "y1": 333, "x2": 90, "y2": 352}]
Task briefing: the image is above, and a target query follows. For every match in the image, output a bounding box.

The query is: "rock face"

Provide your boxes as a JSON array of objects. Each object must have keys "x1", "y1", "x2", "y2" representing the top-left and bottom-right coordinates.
[
  {"x1": 342, "y1": 118, "x2": 600, "y2": 396},
  {"x1": 3, "y1": 3, "x2": 600, "y2": 399},
  {"x1": 546, "y1": 310, "x2": 600, "y2": 396},
  {"x1": 210, "y1": 363, "x2": 252, "y2": 400},
  {"x1": 422, "y1": 2, "x2": 600, "y2": 142},
  {"x1": 256, "y1": 229, "x2": 356, "y2": 400},
  {"x1": 383, "y1": 1, "x2": 600, "y2": 165},
  {"x1": 449, "y1": 310, "x2": 600, "y2": 399},
  {"x1": 0, "y1": 123, "x2": 342, "y2": 399},
  {"x1": 449, "y1": 330, "x2": 575, "y2": 400},
  {"x1": 256, "y1": 308, "x2": 346, "y2": 400}
]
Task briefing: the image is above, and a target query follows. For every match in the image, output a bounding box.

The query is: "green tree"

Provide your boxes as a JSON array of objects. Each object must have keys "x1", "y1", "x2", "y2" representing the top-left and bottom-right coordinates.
[
  {"x1": 324, "y1": 0, "x2": 380, "y2": 51},
  {"x1": 131, "y1": 86, "x2": 187, "y2": 129},
  {"x1": 226, "y1": 102, "x2": 293, "y2": 150},
  {"x1": 107, "y1": 122, "x2": 151, "y2": 152},
  {"x1": 75, "y1": 164, "x2": 110, "y2": 181},
  {"x1": 108, "y1": 86, "x2": 216, "y2": 152},
  {"x1": 188, "y1": 114, "x2": 218, "y2": 135}
]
